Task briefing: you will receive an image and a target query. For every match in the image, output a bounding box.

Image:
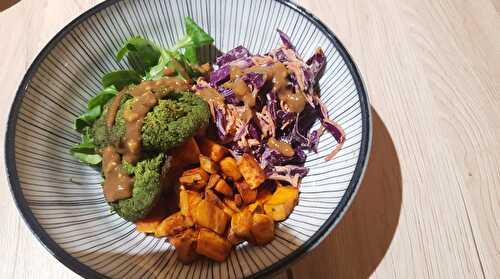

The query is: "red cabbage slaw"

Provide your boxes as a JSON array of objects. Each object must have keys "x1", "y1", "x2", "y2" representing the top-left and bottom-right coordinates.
[{"x1": 194, "y1": 30, "x2": 345, "y2": 187}]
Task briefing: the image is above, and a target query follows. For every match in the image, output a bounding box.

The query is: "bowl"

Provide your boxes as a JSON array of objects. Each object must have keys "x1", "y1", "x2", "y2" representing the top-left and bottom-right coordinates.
[{"x1": 5, "y1": 0, "x2": 371, "y2": 278}]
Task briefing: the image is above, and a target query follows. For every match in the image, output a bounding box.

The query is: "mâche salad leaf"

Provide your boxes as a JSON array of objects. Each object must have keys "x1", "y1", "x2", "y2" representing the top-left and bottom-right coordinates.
[
  {"x1": 102, "y1": 70, "x2": 142, "y2": 90},
  {"x1": 74, "y1": 86, "x2": 118, "y2": 132},
  {"x1": 116, "y1": 37, "x2": 161, "y2": 74},
  {"x1": 70, "y1": 128, "x2": 102, "y2": 165}
]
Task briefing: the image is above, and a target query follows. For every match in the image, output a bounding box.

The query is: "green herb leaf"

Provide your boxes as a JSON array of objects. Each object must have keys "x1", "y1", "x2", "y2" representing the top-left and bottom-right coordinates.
[
  {"x1": 145, "y1": 49, "x2": 172, "y2": 80},
  {"x1": 75, "y1": 105, "x2": 101, "y2": 132},
  {"x1": 183, "y1": 46, "x2": 198, "y2": 64},
  {"x1": 102, "y1": 70, "x2": 141, "y2": 90},
  {"x1": 70, "y1": 128, "x2": 101, "y2": 165},
  {"x1": 116, "y1": 37, "x2": 161, "y2": 74},
  {"x1": 174, "y1": 17, "x2": 214, "y2": 50},
  {"x1": 87, "y1": 85, "x2": 118, "y2": 110}
]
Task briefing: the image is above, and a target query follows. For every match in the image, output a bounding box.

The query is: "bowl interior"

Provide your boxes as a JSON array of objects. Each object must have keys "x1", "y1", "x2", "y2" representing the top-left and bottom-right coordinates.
[{"x1": 6, "y1": 0, "x2": 370, "y2": 278}]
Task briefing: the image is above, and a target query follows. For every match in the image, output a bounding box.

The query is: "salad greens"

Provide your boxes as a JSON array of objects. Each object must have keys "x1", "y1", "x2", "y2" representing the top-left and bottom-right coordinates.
[{"x1": 71, "y1": 17, "x2": 214, "y2": 165}]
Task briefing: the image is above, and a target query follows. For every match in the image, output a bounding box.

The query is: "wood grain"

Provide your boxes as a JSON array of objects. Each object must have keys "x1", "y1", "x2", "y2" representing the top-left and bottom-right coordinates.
[{"x1": 0, "y1": 0, "x2": 499, "y2": 278}]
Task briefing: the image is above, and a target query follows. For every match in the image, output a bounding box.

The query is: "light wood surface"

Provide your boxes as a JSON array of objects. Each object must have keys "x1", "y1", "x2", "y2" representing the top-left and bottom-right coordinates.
[{"x1": 0, "y1": 0, "x2": 499, "y2": 278}]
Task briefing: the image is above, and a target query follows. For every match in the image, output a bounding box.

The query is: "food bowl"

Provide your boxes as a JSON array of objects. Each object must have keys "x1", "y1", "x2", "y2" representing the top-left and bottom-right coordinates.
[{"x1": 5, "y1": 0, "x2": 371, "y2": 278}]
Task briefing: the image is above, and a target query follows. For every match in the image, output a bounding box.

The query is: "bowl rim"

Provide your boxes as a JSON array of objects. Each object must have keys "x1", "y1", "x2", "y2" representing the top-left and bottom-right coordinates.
[{"x1": 4, "y1": 0, "x2": 372, "y2": 278}]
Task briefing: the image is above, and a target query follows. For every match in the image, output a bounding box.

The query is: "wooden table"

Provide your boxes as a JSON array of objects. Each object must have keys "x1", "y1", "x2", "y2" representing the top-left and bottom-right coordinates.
[{"x1": 0, "y1": 0, "x2": 499, "y2": 278}]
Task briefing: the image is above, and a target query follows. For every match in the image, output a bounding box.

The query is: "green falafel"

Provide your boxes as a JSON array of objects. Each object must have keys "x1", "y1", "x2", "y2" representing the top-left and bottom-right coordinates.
[
  {"x1": 142, "y1": 92, "x2": 210, "y2": 151},
  {"x1": 110, "y1": 153, "x2": 170, "y2": 221}
]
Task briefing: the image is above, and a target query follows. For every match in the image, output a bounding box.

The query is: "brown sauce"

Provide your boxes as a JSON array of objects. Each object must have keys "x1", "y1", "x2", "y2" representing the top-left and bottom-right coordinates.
[
  {"x1": 267, "y1": 137, "x2": 295, "y2": 157},
  {"x1": 131, "y1": 78, "x2": 189, "y2": 97},
  {"x1": 102, "y1": 145, "x2": 134, "y2": 202},
  {"x1": 198, "y1": 87, "x2": 225, "y2": 106},
  {"x1": 277, "y1": 89, "x2": 306, "y2": 113},
  {"x1": 122, "y1": 91, "x2": 158, "y2": 164},
  {"x1": 163, "y1": 67, "x2": 176, "y2": 76},
  {"x1": 106, "y1": 91, "x2": 125, "y2": 128}
]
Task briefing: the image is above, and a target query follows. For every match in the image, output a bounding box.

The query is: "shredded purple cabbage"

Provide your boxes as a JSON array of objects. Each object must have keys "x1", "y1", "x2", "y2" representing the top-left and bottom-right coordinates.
[
  {"x1": 214, "y1": 107, "x2": 227, "y2": 140},
  {"x1": 243, "y1": 72, "x2": 265, "y2": 90},
  {"x1": 209, "y1": 64, "x2": 230, "y2": 86},
  {"x1": 306, "y1": 48, "x2": 326, "y2": 82},
  {"x1": 218, "y1": 87, "x2": 240, "y2": 105},
  {"x1": 216, "y1": 45, "x2": 250, "y2": 66},
  {"x1": 277, "y1": 29, "x2": 295, "y2": 50}
]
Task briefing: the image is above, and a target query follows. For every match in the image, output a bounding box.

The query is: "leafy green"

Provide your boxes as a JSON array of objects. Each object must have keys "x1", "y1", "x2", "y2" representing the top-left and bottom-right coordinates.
[
  {"x1": 75, "y1": 86, "x2": 118, "y2": 132},
  {"x1": 75, "y1": 105, "x2": 101, "y2": 132},
  {"x1": 174, "y1": 16, "x2": 214, "y2": 50},
  {"x1": 88, "y1": 86, "x2": 118, "y2": 110},
  {"x1": 116, "y1": 37, "x2": 161, "y2": 74},
  {"x1": 145, "y1": 17, "x2": 213, "y2": 80},
  {"x1": 102, "y1": 70, "x2": 141, "y2": 90},
  {"x1": 70, "y1": 128, "x2": 102, "y2": 165}
]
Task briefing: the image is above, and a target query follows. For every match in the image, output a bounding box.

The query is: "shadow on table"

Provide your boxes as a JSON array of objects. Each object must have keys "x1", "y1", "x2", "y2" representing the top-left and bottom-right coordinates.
[
  {"x1": 289, "y1": 107, "x2": 403, "y2": 279},
  {"x1": 0, "y1": 0, "x2": 20, "y2": 12}
]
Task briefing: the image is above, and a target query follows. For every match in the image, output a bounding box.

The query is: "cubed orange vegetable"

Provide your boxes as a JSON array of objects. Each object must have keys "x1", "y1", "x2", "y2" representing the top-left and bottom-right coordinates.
[
  {"x1": 198, "y1": 138, "x2": 228, "y2": 162},
  {"x1": 251, "y1": 213, "x2": 275, "y2": 245},
  {"x1": 199, "y1": 155, "x2": 219, "y2": 174},
  {"x1": 263, "y1": 186, "x2": 299, "y2": 221},
  {"x1": 192, "y1": 199, "x2": 229, "y2": 234},
  {"x1": 220, "y1": 157, "x2": 242, "y2": 181},
  {"x1": 235, "y1": 180, "x2": 257, "y2": 204},
  {"x1": 230, "y1": 210, "x2": 253, "y2": 239},
  {"x1": 196, "y1": 229, "x2": 232, "y2": 262},
  {"x1": 238, "y1": 154, "x2": 266, "y2": 189},
  {"x1": 179, "y1": 168, "x2": 209, "y2": 191},
  {"x1": 170, "y1": 229, "x2": 199, "y2": 264},
  {"x1": 155, "y1": 212, "x2": 188, "y2": 237},
  {"x1": 214, "y1": 179, "x2": 233, "y2": 197}
]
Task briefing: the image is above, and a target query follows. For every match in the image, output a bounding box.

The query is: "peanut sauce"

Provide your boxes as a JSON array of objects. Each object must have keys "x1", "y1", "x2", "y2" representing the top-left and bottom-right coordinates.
[
  {"x1": 233, "y1": 63, "x2": 305, "y2": 113},
  {"x1": 122, "y1": 91, "x2": 158, "y2": 164},
  {"x1": 198, "y1": 87, "x2": 225, "y2": 106},
  {"x1": 102, "y1": 145, "x2": 134, "y2": 202},
  {"x1": 106, "y1": 91, "x2": 125, "y2": 128},
  {"x1": 163, "y1": 67, "x2": 176, "y2": 76},
  {"x1": 267, "y1": 137, "x2": 295, "y2": 157},
  {"x1": 131, "y1": 78, "x2": 189, "y2": 97}
]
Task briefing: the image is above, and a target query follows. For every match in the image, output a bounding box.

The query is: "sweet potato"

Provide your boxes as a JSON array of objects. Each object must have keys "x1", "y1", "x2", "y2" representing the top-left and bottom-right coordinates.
[
  {"x1": 196, "y1": 229, "x2": 232, "y2": 262},
  {"x1": 179, "y1": 168, "x2": 209, "y2": 190},
  {"x1": 192, "y1": 199, "x2": 229, "y2": 234},
  {"x1": 179, "y1": 189, "x2": 202, "y2": 226},
  {"x1": 263, "y1": 186, "x2": 299, "y2": 221},
  {"x1": 198, "y1": 138, "x2": 227, "y2": 162},
  {"x1": 235, "y1": 180, "x2": 257, "y2": 205},
  {"x1": 223, "y1": 198, "x2": 241, "y2": 213},
  {"x1": 256, "y1": 187, "x2": 273, "y2": 204},
  {"x1": 170, "y1": 229, "x2": 199, "y2": 264},
  {"x1": 230, "y1": 210, "x2": 253, "y2": 239},
  {"x1": 204, "y1": 189, "x2": 225, "y2": 209},
  {"x1": 237, "y1": 154, "x2": 266, "y2": 189},
  {"x1": 199, "y1": 155, "x2": 219, "y2": 174},
  {"x1": 251, "y1": 213, "x2": 275, "y2": 245},
  {"x1": 219, "y1": 157, "x2": 242, "y2": 181},
  {"x1": 155, "y1": 212, "x2": 188, "y2": 237},
  {"x1": 247, "y1": 202, "x2": 264, "y2": 214},
  {"x1": 234, "y1": 194, "x2": 243, "y2": 207},
  {"x1": 214, "y1": 179, "x2": 233, "y2": 197}
]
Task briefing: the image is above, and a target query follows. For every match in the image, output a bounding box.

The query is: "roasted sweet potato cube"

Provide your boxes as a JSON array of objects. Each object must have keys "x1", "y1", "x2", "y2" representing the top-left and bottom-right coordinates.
[
  {"x1": 204, "y1": 189, "x2": 225, "y2": 209},
  {"x1": 198, "y1": 138, "x2": 228, "y2": 162},
  {"x1": 179, "y1": 189, "x2": 202, "y2": 226},
  {"x1": 237, "y1": 154, "x2": 266, "y2": 189},
  {"x1": 179, "y1": 168, "x2": 209, "y2": 190},
  {"x1": 223, "y1": 198, "x2": 241, "y2": 213},
  {"x1": 170, "y1": 229, "x2": 199, "y2": 264},
  {"x1": 230, "y1": 210, "x2": 253, "y2": 239},
  {"x1": 234, "y1": 194, "x2": 243, "y2": 207},
  {"x1": 206, "y1": 174, "x2": 221, "y2": 190},
  {"x1": 199, "y1": 155, "x2": 219, "y2": 174},
  {"x1": 256, "y1": 187, "x2": 273, "y2": 204},
  {"x1": 235, "y1": 180, "x2": 257, "y2": 204},
  {"x1": 196, "y1": 229, "x2": 232, "y2": 262},
  {"x1": 251, "y1": 214, "x2": 275, "y2": 245},
  {"x1": 227, "y1": 229, "x2": 243, "y2": 246},
  {"x1": 220, "y1": 157, "x2": 242, "y2": 180},
  {"x1": 214, "y1": 179, "x2": 233, "y2": 197},
  {"x1": 247, "y1": 202, "x2": 264, "y2": 214},
  {"x1": 155, "y1": 212, "x2": 188, "y2": 237},
  {"x1": 263, "y1": 186, "x2": 299, "y2": 221},
  {"x1": 192, "y1": 199, "x2": 229, "y2": 234}
]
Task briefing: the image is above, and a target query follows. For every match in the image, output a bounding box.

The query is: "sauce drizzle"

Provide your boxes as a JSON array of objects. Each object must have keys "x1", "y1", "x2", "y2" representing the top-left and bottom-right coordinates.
[{"x1": 102, "y1": 145, "x2": 134, "y2": 202}]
